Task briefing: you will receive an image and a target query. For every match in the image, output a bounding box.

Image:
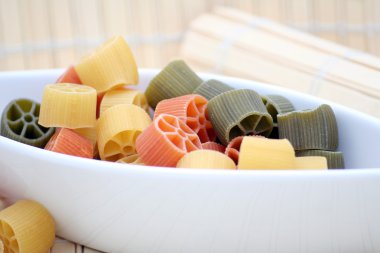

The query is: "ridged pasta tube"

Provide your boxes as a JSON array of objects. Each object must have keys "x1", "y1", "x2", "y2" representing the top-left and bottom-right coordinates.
[
  {"x1": 207, "y1": 89, "x2": 273, "y2": 145},
  {"x1": 39, "y1": 83, "x2": 97, "y2": 129},
  {"x1": 100, "y1": 88, "x2": 149, "y2": 115},
  {"x1": 176, "y1": 150, "x2": 235, "y2": 169},
  {"x1": 296, "y1": 150, "x2": 345, "y2": 169},
  {"x1": 154, "y1": 95, "x2": 216, "y2": 142},
  {"x1": 261, "y1": 95, "x2": 295, "y2": 123},
  {"x1": 75, "y1": 36, "x2": 138, "y2": 93},
  {"x1": 238, "y1": 136, "x2": 296, "y2": 170},
  {"x1": 136, "y1": 114, "x2": 202, "y2": 167},
  {"x1": 278, "y1": 104, "x2": 339, "y2": 151},
  {"x1": 97, "y1": 104, "x2": 152, "y2": 161},
  {"x1": 193, "y1": 79, "x2": 234, "y2": 100},
  {"x1": 0, "y1": 200, "x2": 55, "y2": 253},
  {"x1": 145, "y1": 60, "x2": 203, "y2": 108},
  {"x1": 295, "y1": 156, "x2": 328, "y2": 170}
]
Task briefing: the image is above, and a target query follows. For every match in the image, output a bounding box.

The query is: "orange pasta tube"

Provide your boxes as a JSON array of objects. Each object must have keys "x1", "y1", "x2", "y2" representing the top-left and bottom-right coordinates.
[
  {"x1": 136, "y1": 114, "x2": 202, "y2": 167},
  {"x1": 225, "y1": 136, "x2": 244, "y2": 164},
  {"x1": 154, "y1": 94, "x2": 216, "y2": 143},
  {"x1": 201, "y1": 141, "x2": 226, "y2": 153},
  {"x1": 45, "y1": 128, "x2": 94, "y2": 159},
  {"x1": 55, "y1": 65, "x2": 82, "y2": 84}
]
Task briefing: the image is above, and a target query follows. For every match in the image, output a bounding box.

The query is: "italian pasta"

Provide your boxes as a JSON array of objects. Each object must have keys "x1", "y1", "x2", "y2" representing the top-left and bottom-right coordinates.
[
  {"x1": 55, "y1": 65, "x2": 82, "y2": 84},
  {"x1": 207, "y1": 89, "x2": 273, "y2": 145},
  {"x1": 154, "y1": 94, "x2": 216, "y2": 142},
  {"x1": 193, "y1": 79, "x2": 234, "y2": 100},
  {"x1": 116, "y1": 154, "x2": 144, "y2": 165},
  {"x1": 75, "y1": 36, "x2": 138, "y2": 93},
  {"x1": 176, "y1": 150, "x2": 235, "y2": 169},
  {"x1": 224, "y1": 136, "x2": 244, "y2": 164},
  {"x1": 97, "y1": 104, "x2": 152, "y2": 161},
  {"x1": 136, "y1": 114, "x2": 201, "y2": 167},
  {"x1": 295, "y1": 156, "x2": 328, "y2": 170},
  {"x1": 39, "y1": 83, "x2": 97, "y2": 129},
  {"x1": 201, "y1": 141, "x2": 226, "y2": 153},
  {"x1": 145, "y1": 60, "x2": 203, "y2": 108},
  {"x1": 296, "y1": 150, "x2": 345, "y2": 169},
  {"x1": 0, "y1": 200, "x2": 55, "y2": 253}
]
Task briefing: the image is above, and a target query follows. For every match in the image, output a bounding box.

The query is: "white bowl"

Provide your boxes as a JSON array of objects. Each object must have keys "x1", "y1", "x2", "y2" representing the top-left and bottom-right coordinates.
[{"x1": 1, "y1": 69, "x2": 380, "y2": 253}]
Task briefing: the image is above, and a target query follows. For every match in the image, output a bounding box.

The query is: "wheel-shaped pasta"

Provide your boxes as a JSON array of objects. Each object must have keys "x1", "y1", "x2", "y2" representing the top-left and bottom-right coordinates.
[
  {"x1": 100, "y1": 87, "x2": 148, "y2": 115},
  {"x1": 201, "y1": 141, "x2": 226, "y2": 153},
  {"x1": 136, "y1": 114, "x2": 202, "y2": 167},
  {"x1": 193, "y1": 79, "x2": 234, "y2": 100},
  {"x1": 45, "y1": 128, "x2": 94, "y2": 159},
  {"x1": 75, "y1": 36, "x2": 138, "y2": 93},
  {"x1": 207, "y1": 89, "x2": 273, "y2": 145},
  {"x1": 1, "y1": 99, "x2": 55, "y2": 148},
  {"x1": 224, "y1": 136, "x2": 244, "y2": 164},
  {"x1": 145, "y1": 60, "x2": 203, "y2": 108},
  {"x1": 238, "y1": 136, "x2": 296, "y2": 170},
  {"x1": 39, "y1": 83, "x2": 97, "y2": 129},
  {"x1": 176, "y1": 150, "x2": 235, "y2": 169},
  {"x1": 278, "y1": 104, "x2": 338, "y2": 151},
  {"x1": 97, "y1": 104, "x2": 152, "y2": 161},
  {"x1": 0, "y1": 200, "x2": 55, "y2": 253},
  {"x1": 154, "y1": 94, "x2": 216, "y2": 142}
]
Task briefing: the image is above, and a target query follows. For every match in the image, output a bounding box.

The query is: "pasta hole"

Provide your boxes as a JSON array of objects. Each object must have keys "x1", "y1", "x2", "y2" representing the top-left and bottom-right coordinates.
[
  {"x1": 199, "y1": 116, "x2": 205, "y2": 125},
  {"x1": 16, "y1": 99, "x2": 33, "y2": 112},
  {"x1": 166, "y1": 134, "x2": 185, "y2": 150},
  {"x1": 228, "y1": 125, "x2": 243, "y2": 142},
  {"x1": 178, "y1": 121, "x2": 194, "y2": 135},
  {"x1": 24, "y1": 125, "x2": 42, "y2": 139},
  {"x1": 6, "y1": 104, "x2": 22, "y2": 121},
  {"x1": 104, "y1": 140, "x2": 122, "y2": 159},
  {"x1": 185, "y1": 139, "x2": 198, "y2": 152},
  {"x1": 187, "y1": 102, "x2": 199, "y2": 117},
  {"x1": 122, "y1": 146, "x2": 135, "y2": 156},
  {"x1": 240, "y1": 115, "x2": 261, "y2": 133},
  {"x1": 186, "y1": 118, "x2": 199, "y2": 132},
  {"x1": 255, "y1": 116, "x2": 273, "y2": 135},
  {"x1": 8, "y1": 120, "x2": 24, "y2": 135},
  {"x1": 197, "y1": 128, "x2": 208, "y2": 142},
  {"x1": 23, "y1": 114, "x2": 33, "y2": 123},
  {"x1": 266, "y1": 104, "x2": 278, "y2": 122},
  {"x1": 177, "y1": 129, "x2": 186, "y2": 138},
  {"x1": 157, "y1": 119, "x2": 176, "y2": 132}
]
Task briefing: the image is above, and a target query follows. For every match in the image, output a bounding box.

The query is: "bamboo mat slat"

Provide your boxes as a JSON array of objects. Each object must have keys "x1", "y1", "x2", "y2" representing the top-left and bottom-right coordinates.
[{"x1": 179, "y1": 7, "x2": 380, "y2": 118}]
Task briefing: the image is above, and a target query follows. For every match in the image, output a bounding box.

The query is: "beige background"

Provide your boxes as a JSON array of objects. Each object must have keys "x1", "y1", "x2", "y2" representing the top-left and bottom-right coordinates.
[{"x1": 1, "y1": 0, "x2": 380, "y2": 71}]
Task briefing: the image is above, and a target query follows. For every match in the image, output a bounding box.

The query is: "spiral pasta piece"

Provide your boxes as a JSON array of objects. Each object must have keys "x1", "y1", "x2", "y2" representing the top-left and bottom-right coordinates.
[
  {"x1": 1, "y1": 99, "x2": 55, "y2": 148},
  {"x1": 238, "y1": 136, "x2": 296, "y2": 170},
  {"x1": 176, "y1": 150, "x2": 235, "y2": 169},
  {"x1": 154, "y1": 95, "x2": 216, "y2": 142},
  {"x1": 136, "y1": 114, "x2": 201, "y2": 167},
  {"x1": 201, "y1": 141, "x2": 226, "y2": 153},
  {"x1": 296, "y1": 150, "x2": 345, "y2": 169},
  {"x1": 100, "y1": 87, "x2": 148, "y2": 115},
  {"x1": 207, "y1": 89, "x2": 273, "y2": 145},
  {"x1": 45, "y1": 128, "x2": 94, "y2": 159},
  {"x1": 75, "y1": 36, "x2": 138, "y2": 93},
  {"x1": 278, "y1": 104, "x2": 339, "y2": 151},
  {"x1": 295, "y1": 156, "x2": 328, "y2": 170},
  {"x1": 116, "y1": 154, "x2": 144, "y2": 165},
  {"x1": 97, "y1": 104, "x2": 152, "y2": 161},
  {"x1": 193, "y1": 79, "x2": 234, "y2": 100},
  {"x1": 39, "y1": 83, "x2": 96, "y2": 129},
  {"x1": 145, "y1": 60, "x2": 203, "y2": 108},
  {"x1": 0, "y1": 200, "x2": 55, "y2": 253}
]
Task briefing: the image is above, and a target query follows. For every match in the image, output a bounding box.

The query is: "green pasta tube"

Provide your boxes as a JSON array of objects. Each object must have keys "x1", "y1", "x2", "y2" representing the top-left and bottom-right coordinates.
[
  {"x1": 262, "y1": 94, "x2": 295, "y2": 123},
  {"x1": 207, "y1": 89, "x2": 273, "y2": 145},
  {"x1": 145, "y1": 60, "x2": 203, "y2": 108},
  {"x1": 1, "y1": 99, "x2": 55, "y2": 148},
  {"x1": 278, "y1": 104, "x2": 338, "y2": 151},
  {"x1": 193, "y1": 79, "x2": 234, "y2": 100},
  {"x1": 296, "y1": 150, "x2": 345, "y2": 169}
]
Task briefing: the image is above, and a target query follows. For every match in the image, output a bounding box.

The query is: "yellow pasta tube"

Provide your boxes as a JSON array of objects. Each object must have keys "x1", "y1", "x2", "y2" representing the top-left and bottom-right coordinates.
[
  {"x1": 176, "y1": 150, "x2": 236, "y2": 169},
  {"x1": 39, "y1": 83, "x2": 97, "y2": 128},
  {"x1": 295, "y1": 156, "x2": 328, "y2": 170},
  {"x1": 0, "y1": 200, "x2": 55, "y2": 253},
  {"x1": 97, "y1": 104, "x2": 152, "y2": 161},
  {"x1": 100, "y1": 88, "x2": 149, "y2": 115},
  {"x1": 116, "y1": 154, "x2": 144, "y2": 165},
  {"x1": 75, "y1": 36, "x2": 138, "y2": 93},
  {"x1": 238, "y1": 136, "x2": 296, "y2": 170},
  {"x1": 73, "y1": 127, "x2": 97, "y2": 145}
]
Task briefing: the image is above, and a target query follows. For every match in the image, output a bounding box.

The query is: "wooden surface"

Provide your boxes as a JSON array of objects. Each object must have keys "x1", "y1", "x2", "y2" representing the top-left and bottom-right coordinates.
[{"x1": 1, "y1": 0, "x2": 380, "y2": 70}]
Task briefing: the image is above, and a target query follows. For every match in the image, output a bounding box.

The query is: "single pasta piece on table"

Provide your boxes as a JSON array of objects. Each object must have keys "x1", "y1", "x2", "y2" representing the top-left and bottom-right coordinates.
[
  {"x1": 295, "y1": 156, "x2": 328, "y2": 170},
  {"x1": 0, "y1": 200, "x2": 55, "y2": 253},
  {"x1": 154, "y1": 94, "x2": 216, "y2": 142},
  {"x1": 136, "y1": 114, "x2": 202, "y2": 167},
  {"x1": 100, "y1": 87, "x2": 149, "y2": 115},
  {"x1": 145, "y1": 60, "x2": 203, "y2": 108},
  {"x1": 45, "y1": 128, "x2": 93, "y2": 159},
  {"x1": 201, "y1": 141, "x2": 226, "y2": 153},
  {"x1": 39, "y1": 83, "x2": 97, "y2": 129},
  {"x1": 238, "y1": 136, "x2": 296, "y2": 170},
  {"x1": 207, "y1": 89, "x2": 273, "y2": 145},
  {"x1": 97, "y1": 104, "x2": 152, "y2": 161},
  {"x1": 75, "y1": 36, "x2": 138, "y2": 93},
  {"x1": 177, "y1": 150, "x2": 235, "y2": 169}
]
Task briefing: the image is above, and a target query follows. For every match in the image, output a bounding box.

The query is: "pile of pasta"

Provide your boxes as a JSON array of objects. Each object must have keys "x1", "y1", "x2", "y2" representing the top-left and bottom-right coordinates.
[{"x1": 0, "y1": 35, "x2": 344, "y2": 170}]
